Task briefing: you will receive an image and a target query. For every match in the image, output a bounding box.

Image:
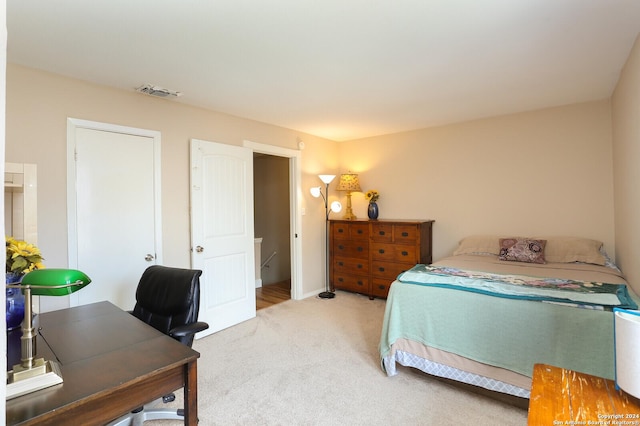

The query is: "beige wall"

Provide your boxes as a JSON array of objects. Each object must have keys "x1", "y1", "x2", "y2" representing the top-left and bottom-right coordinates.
[
  {"x1": 6, "y1": 60, "x2": 632, "y2": 301},
  {"x1": 5, "y1": 63, "x2": 340, "y2": 306},
  {"x1": 612, "y1": 33, "x2": 640, "y2": 295},
  {"x1": 338, "y1": 100, "x2": 616, "y2": 264}
]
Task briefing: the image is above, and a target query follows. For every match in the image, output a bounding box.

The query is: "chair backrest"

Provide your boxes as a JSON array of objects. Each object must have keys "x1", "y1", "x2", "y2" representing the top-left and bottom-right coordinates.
[{"x1": 131, "y1": 265, "x2": 203, "y2": 346}]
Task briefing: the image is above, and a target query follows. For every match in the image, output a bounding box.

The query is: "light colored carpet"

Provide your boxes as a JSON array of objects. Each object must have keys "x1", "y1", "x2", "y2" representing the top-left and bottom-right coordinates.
[{"x1": 149, "y1": 291, "x2": 528, "y2": 425}]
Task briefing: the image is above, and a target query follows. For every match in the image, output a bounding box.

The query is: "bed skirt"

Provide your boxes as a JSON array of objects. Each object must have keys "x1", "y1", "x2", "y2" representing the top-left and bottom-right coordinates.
[{"x1": 383, "y1": 338, "x2": 531, "y2": 398}]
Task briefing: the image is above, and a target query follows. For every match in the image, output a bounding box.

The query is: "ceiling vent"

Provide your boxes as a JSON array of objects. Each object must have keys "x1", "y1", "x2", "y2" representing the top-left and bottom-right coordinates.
[{"x1": 135, "y1": 84, "x2": 182, "y2": 98}]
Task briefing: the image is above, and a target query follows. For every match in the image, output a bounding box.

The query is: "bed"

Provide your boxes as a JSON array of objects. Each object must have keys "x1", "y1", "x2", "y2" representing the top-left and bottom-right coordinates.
[{"x1": 379, "y1": 236, "x2": 639, "y2": 398}]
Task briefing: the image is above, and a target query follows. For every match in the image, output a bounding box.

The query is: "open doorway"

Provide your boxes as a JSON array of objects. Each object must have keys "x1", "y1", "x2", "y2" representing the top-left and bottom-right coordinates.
[{"x1": 253, "y1": 153, "x2": 291, "y2": 309}]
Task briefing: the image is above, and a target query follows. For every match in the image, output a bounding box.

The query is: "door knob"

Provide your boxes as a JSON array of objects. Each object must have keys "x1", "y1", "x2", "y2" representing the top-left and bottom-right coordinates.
[
  {"x1": 195, "y1": 246, "x2": 204, "y2": 253},
  {"x1": 145, "y1": 254, "x2": 155, "y2": 261}
]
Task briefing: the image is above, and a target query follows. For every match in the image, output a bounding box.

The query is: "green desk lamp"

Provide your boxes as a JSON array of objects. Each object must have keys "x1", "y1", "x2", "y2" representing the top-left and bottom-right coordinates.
[{"x1": 6, "y1": 269, "x2": 91, "y2": 396}]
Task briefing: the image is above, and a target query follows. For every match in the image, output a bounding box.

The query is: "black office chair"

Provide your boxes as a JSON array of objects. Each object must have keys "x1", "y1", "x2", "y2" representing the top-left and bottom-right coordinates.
[{"x1": 108, "y1": 265, "x2": 209, "y2": 426}]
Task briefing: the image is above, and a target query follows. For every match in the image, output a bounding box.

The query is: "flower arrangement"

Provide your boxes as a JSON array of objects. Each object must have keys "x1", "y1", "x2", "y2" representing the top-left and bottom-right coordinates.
[
  {"x1": 365, "y1": 190, "x2": 380, "y2": 203},
  {"x1": 6, "y1": 236, "x2": 45, "y2": 276}
]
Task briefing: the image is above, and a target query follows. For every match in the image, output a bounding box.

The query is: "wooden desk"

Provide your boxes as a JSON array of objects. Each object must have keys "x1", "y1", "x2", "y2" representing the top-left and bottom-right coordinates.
[
  {"x1": 6, "y1": 301, "x2": 201, "y2": 425},
  {"x1": 528, "y1": 363, "x2": 640, "y2": 425}
]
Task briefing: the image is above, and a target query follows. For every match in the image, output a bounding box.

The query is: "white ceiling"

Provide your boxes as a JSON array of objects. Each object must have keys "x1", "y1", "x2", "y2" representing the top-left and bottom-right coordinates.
[{"x1": 7, "y1": 1, "x2": 640, "y2": 141}]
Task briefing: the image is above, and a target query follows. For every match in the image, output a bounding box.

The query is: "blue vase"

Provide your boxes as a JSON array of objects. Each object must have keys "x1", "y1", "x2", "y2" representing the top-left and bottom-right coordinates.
[
  {"x1": 6, "y1": 272, "x2": 25, "y2": 331},
  {"x1": 367, "y1": 202, "x2": 379, "y2": 220}
]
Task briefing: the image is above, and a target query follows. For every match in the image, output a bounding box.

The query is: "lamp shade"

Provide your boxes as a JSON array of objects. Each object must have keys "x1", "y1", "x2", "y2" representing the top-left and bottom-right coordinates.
[
  {"x1": 310, "y1": 186, "x2": 322, "y2": 198},
  {"x1": 614, "y1": 308, "x2": 640, "y2": 399},
  {"x1": 318, "y1": 174, "x2": 336, "y2": 184},
  {"x1": 336, "y1": 173, "x2": 361, "y2": 192},
  {"x1": 21, "y1": 269, "x2": 92, "y2": 296}
]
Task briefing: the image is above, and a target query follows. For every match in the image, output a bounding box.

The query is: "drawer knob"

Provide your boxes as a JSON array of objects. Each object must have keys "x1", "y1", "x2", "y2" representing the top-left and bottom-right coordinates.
[
  {"x1": 338, "y1": 278, "x2": 344, "y2": 282},
  {"x1": 357, "y1": 229, "x2": 363, "y2": 234},
  {"x1": 357, "y1": 247, "x2": 363, "y2": 252},
  {"x1": 338, "y1": 229, "x2": 344, "y2": 233},
  {"x1": 338, "y1": 261, "x2": 344, "y2": 266},
  {"x1": 338, "y1": 245, "x2": 345, "y2": 250},
  {"x1": 402, "y1": 232, "x2": 409, "y2": 237},
  {"x1": 378, "y1": 267, "x2": 385, "y2": 272},
  {"x1": 378, "y1": 285, "x2": 386, "y2": 290},
  {"x1": 379, "y1": 231, "x2": 386, "y2": 236},
  {"x1": 357, "y1": 264, "x2": 363, "y2": 269},
  {"x1": 357, "y1": 281, "x2": 363, "y2": 286},
  {"x1": 401, "y1": 251, "x2": 408, "y2": 256},
  {"x1": 378, "y1": 249, "x2": 385, "y2": 254}
]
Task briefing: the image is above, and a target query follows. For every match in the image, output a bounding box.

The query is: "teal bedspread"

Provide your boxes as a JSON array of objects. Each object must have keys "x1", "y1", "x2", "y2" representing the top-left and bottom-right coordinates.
[
  {"x1": 380, "y1": 279, "x2": 623, "y2": 380},
  {"x1": 397, "y1": 264, "x2": 637, "y2": 309}
]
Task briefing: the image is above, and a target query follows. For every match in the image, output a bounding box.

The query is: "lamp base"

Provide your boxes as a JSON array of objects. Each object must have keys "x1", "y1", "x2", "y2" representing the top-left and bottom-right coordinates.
[
  {"x1": 10, "y1": 357, "x2": 49, "y2": 382},
  {"x1": 319, "y1": 291, "x2": 335, "y2": 299},
  {"x1": 342, "y1": 211, "x2": 357, "y2": 220},
  {"x1": 342, "y1": 192, "x2": 357, "y2": 220},
  {"x1": 7, "y1": 359, "x2": 63, "y2": 400}
]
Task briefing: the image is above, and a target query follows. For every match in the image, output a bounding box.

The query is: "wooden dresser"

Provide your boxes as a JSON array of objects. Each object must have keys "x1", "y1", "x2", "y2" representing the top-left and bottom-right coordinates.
[{"x1": 329, "y1": 219, "x2": 434, "y2": 299}]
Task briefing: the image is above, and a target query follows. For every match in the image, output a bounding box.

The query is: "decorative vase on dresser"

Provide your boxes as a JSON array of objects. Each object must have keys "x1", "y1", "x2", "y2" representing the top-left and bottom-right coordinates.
[
  {"x1": 6, "y1": 272, "x2": 25, "y2": 331},
  {"x1": 329, "y1": 219, "x2": 434, "y2": 299},
  {"x1": 367, "y1": 202, "x2": 379, "y2": 220}
]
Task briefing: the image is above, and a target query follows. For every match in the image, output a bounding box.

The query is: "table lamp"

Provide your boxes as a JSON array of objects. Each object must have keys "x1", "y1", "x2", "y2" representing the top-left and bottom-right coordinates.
[
  {"x1": 336, "y1": 173, "x2": 361, "y2": 220},
  {"x1": 614, "y1": 308, "x2": 640, "y2": 399},
  {"x1": 6, "y1": 268, "x2": 91, "y2": 397}
]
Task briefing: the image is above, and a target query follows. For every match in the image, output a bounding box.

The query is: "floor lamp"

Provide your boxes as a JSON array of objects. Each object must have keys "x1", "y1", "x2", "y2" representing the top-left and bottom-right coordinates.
[{"x1": 311, "y1": 174, "x2": 342, "y2": 299}]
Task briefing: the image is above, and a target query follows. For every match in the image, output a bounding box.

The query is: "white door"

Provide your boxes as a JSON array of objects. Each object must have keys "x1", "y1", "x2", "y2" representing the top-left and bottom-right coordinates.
[
  {"x1": 67, "y1": 119, "x2": 162, "y2": 311},
  {"x1": 190, "y1": 139, "x2": 255, "y2": 337}
]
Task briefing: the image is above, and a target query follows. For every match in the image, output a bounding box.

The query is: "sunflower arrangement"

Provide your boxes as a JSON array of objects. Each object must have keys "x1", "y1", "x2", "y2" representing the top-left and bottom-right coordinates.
[
  {"x1": 6, "y1": 236, "x2": 45, "y2": 275},
  {"x1": 365, "y1": 190, "x2": 380, "y2": 203}
]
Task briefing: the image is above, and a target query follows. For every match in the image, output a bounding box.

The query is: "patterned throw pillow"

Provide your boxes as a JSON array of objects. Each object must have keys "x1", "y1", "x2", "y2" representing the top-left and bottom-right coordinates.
[{"x1": 498, "y1": 238, "x2": 547, "y2": 264}]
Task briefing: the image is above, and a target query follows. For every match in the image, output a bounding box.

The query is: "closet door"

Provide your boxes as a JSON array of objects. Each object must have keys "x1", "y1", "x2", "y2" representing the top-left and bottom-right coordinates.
[{"x1": 67, "y1": 119, "x2": 162, "y2": 311}]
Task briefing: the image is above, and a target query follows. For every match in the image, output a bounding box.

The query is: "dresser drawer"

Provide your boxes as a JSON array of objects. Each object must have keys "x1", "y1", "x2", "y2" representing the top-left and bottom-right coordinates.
[
  {"x1": 333, "y1": 256, "x2": 368, "y2": 275},
  {"x1": 332, "y1": 223, "x2": 369, "y2": 240},
  {"x1": 333, "y1": 273, "x2": 370, "y2": 294},
  {"x1": 333, "y1": 240, "x2": 368, "y2": 258},
  {"x1": 371, "y1": 278, "x2": 393, "y2": 298},
  {"x1": 370, "y1": 223, "x2": 393, "y2": 243},
  {"x1": 394, "y1": 225, "x2": 418, "y2": 243},
  {"x1": 371, "y1": 243, "x2": 418, "y2": 263},
  {"x1": 371, "y1": 261, "x2": 413, "y2": 280}
]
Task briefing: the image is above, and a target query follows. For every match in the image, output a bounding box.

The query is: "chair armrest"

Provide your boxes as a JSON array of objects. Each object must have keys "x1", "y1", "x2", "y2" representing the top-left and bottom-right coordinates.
[{"x1": 169, "y1": 321, "x2": 209, "y2": 338}]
